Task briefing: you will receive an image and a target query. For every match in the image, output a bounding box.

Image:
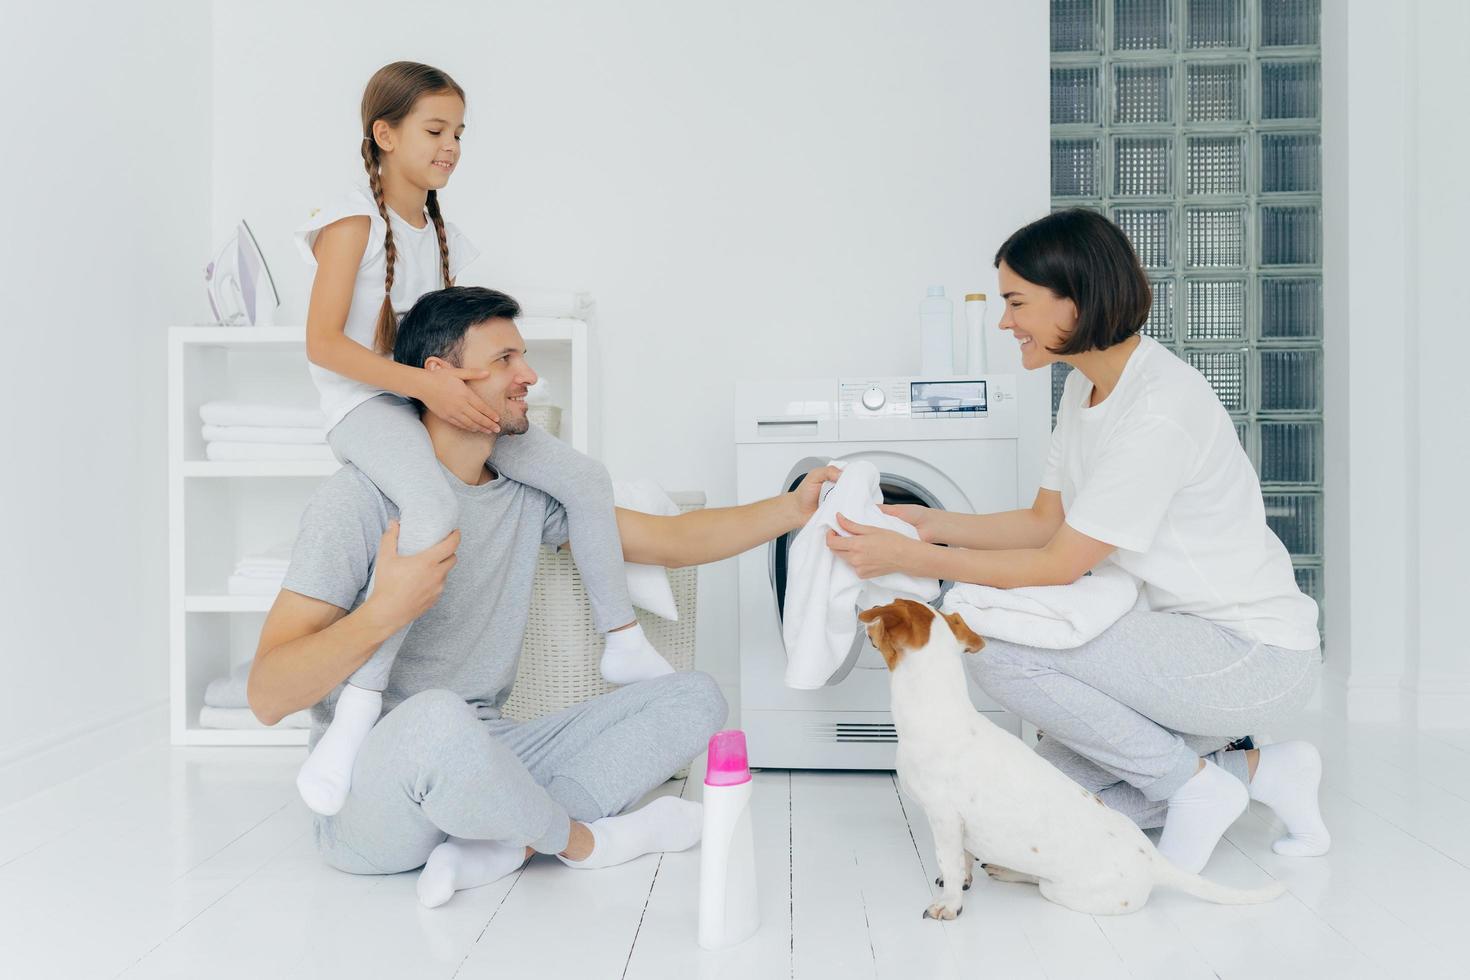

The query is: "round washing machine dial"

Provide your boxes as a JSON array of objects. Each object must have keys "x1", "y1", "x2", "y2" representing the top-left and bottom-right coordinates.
[{"x1": 860, "y1": 386, "x2": 885, "y2": 411}]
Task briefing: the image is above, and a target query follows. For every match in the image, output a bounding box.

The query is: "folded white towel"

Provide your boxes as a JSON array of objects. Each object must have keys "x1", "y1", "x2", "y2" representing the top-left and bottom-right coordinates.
[
  {"x1": 206, "y1": 442, "x2": 337, "y2": 462},
  {"x1": 940, "y1": 562, "x2": 1146, "y2": 649},
  {"x1": 781, "y1": 460, "x2": 939, "y2": 689},
  {"x1": 239, "y1": 543, "x2": 294, "y2": 562},
  {"x1": 202, "y1": 424, "x2": 328, "y2": 445},
  {"x1": 231, "y1": 565, "x2": 290, "y2": 579},
  {"x1": 612, "y1": 479, "x2": 681, "y2": 621},
  {"x1": 198, "y1": 705, "x2": 313, "y2": 730},
  {"x1": 199, "y1": 400, "x2": 327, "y2": 430},
  {"x1": 228, "y1": 574, "x2": 285, "y2": 596},
  {"x1": 514, "y1": 291, "x2": 594, "y2": 319},
  {"x1": 204, "y1": 660, "x2": 253, "y2": 709}
]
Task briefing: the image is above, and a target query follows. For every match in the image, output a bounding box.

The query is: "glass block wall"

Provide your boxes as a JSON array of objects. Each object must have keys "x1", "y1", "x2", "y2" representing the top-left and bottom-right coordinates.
[{"x1": 1049, "y1": 0, "x2": 1324, "y2": 620}]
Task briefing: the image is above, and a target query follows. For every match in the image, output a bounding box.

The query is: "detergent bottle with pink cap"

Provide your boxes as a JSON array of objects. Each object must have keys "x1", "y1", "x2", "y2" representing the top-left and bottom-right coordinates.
[{"x1": 698, "y1": 729, "x2": 759, "y2": 949}]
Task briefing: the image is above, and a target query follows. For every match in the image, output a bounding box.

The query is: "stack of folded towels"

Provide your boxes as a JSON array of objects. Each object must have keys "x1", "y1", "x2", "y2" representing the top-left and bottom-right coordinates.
[
  {"x1": 228, "y1": 543, "x2": 293, "y2": 596},
  {"x1": 200, "y1": 400, "x2": 333, "y2": 462},
  {"x1": 200, "y1": 659, "x2": 312, "y2": 729}
]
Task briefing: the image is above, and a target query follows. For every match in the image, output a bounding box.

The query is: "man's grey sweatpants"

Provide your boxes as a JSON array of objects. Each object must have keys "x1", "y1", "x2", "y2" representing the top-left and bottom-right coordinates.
[
  {"x1": 965, "y1": 610, "x2": 1321, "y2": 829},
  {"x1": 313, "y1": 671, "x2": 727, "y2": 874},
  {"x1": 328, "y1": 394, "x2": 637, "y2": 692}
]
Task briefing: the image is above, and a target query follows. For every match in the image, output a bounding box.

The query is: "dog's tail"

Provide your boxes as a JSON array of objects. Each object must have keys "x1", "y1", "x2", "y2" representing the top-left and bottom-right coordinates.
[{"x1": 1151, "y1": 856, "x2": 1288, "y2": 905}]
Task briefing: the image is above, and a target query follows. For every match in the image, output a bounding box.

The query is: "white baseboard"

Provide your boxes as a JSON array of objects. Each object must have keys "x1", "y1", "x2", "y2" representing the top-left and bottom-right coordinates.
[
  {"x1": 1411, "y1": 673, "x2": 1470, "y2": 729},
  {"x1": 1319, "y1": 666, "x2": 1409, "y2": 725},
  {"x1": 1320, "y1": 666, "x2": 1470, "y2": 730},
  {"x1": 0, "y1": 698, "x2": 169, "y2": 809}
]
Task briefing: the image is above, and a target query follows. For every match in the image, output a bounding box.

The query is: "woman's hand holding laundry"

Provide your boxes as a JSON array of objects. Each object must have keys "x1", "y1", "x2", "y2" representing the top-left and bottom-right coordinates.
[
  {"x1": 363, "y1": 521, "x2": 462, "y2": 632},
  {"x1": 826, "y1": 512, "x2": 919, "y2": 580},
  {"x1": 880, "y1": 503, "x2": 943, "y2": 543},
  {"x1": 415, "y1": 366, "x2": 501, "y2": 434}
]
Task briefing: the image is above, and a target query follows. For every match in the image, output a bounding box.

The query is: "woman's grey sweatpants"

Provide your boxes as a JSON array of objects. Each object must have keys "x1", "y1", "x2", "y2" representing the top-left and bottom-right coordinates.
[
  {"x1": 328, "y1": 394, "x2": 636, "y2": 691},
  {"x1": 313, "y1": 671, "x2": 728, "y2": 874},
  {"x1": 964, "y1": 610, "x2": 1321, "y2": 830}
]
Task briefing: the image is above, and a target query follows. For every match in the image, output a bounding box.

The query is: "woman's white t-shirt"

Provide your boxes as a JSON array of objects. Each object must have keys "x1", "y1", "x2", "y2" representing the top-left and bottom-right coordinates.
[
  {"x1": 1043, "y1": 335, "x2": 1320, "y2": 650},
  {"x1": 294, "y1": 185, "x2": 480, "y2": 431}
]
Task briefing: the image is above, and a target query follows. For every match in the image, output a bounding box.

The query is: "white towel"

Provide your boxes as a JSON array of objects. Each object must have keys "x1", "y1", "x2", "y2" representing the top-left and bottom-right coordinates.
[
  {"x1": 198, "y1": 705, "x2": 313, "y2": 730},
  {"x1": 612, "y1": 479, "x2": 681, "y2": 621},
  {"x1": 940, "y1": 562, "x2": 1146, "y2": 649},
  {"x1": 514, "y1": 291, "x2": 594, "y2": 319},
  {"x1": 204, "y1": 660, "x2": 252, "y2": 709},
  {"x1": 206, "y1": 442, "x2": 337, "y2": 462},
  {"x1": 231, "y1": 566, "x2": 289, "y2": 580},
  {"x1": 228, "y1": 574, "x2": 285, "y2": 596},
  {"x1": 199, "y1": 400, "x2": 327, "y2": 430},
  {"x1": 202, "y1": 424, "x2": 328, "y2": 445},
  {"x1": 781, "y1": 460, "x2": 939, "y2": 689}
]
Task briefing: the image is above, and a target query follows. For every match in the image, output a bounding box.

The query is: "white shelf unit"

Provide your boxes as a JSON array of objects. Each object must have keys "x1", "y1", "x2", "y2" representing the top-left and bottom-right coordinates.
[{"x1": 168, "y1": 321, "x2": 589, "y2": 745}]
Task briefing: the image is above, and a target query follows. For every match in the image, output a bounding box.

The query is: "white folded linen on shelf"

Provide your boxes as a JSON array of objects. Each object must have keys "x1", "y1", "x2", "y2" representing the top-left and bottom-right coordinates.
[
  {"x1": 201, "y1": 424, "x2": 328, "y2": 445},
  {"x1": 204, "y1": 660, "x2": 252, "y2": 709},
  {"x1": 512, "y1": 290, "x2": 593, "y2": 319},
  {"x1": 198, "y1": 705, "x2": 312, "y2": 730},
  {"x1": 228, "y1": 574, "x2": 285, "y2": 596},
  {"x1": 205, "y1": 442, "x2": 337, "y2": 462},
  {"x1": 232, "y1": 563, "x2": 291, "y2": 579},
  {"x1": 199, "y1": 400, "x2": 326, "y2": 430},
  {"x1": 611, "y1": 479, "x2": 681, "y2": 620}
]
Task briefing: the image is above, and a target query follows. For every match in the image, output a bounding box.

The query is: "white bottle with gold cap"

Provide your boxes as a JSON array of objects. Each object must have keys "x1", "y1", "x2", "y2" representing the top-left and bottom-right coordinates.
[{"x1": 963, "y1": 292, "x2": 989, "y2": 376}]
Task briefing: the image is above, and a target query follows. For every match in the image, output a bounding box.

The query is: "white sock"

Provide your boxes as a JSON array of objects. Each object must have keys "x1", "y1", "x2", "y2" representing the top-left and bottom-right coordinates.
[
  {"x1": 1158, "y1": 759, "x2": 1248, "y2": 874},
  {"x1": 599, "y1": 622, "x2": 675, "y2": 686},
  {"x1": 295, "y1": 684, "x2": 381, "y2": 816},
  {"x1": 556, "y1": 796, "x2": 703, "y2": 870},
  {"x1": 417, "y1": 837, "x2": 529, "y2": 908},
  {"x1": 1248, "y1": 741, "x2": 1331, "y2": 857}
]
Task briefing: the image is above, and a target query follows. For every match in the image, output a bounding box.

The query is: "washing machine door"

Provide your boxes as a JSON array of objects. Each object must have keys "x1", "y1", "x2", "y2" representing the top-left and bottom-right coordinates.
[{"x1": 769, "y1": 453, "x2": 967, "y2": 685}]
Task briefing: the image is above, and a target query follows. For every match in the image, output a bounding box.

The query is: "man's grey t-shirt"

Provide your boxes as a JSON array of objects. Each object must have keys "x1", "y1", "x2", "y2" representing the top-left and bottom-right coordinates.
[{"x1": 281, "y1": 461, "x2": 570, "y2": 746}]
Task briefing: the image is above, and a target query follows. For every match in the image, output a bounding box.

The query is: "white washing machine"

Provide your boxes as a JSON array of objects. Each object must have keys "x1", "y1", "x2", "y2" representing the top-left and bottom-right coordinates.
[{"x1": 736, "y1": 375, "x2": 1025, "y2": 770}]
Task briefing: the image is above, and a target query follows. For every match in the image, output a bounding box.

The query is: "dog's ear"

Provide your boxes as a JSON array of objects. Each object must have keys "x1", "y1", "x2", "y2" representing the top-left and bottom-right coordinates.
[
  {"x1": 944, "y1": 612, "x2": 986, "y2": 654},
  {"x1": 859, "y1": 602, "x2": 901, "y2": 670},
  {"x1": 859, "y1": 599, "x2": 934, "y2": 671}
]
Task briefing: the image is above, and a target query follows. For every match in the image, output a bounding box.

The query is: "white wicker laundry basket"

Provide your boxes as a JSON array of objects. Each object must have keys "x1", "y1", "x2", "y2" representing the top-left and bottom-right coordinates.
[
  {"x1": 504, "y1": 490, "x2": 705, "y2": 723},
  {"x1": 526, "y1": 404, "x2": 562, "y2": 437}
]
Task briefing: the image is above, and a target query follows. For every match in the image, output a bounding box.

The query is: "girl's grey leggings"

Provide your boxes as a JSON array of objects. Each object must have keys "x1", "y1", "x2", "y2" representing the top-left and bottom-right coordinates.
[
  {"x1": 313, "y1": 671, "x2": 727, "y2": 874},
  {"x1": 328, "y1": 394, "x2": 635, "y2": 692},
  {"x1": 964, "y1": 609, "x2": 1322, "y2": 829}
]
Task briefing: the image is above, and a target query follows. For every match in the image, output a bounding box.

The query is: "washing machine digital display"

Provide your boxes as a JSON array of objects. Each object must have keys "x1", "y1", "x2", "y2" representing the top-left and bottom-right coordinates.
[{"x1": 909, "y1": 380, "x2": 987, "y2": 417}]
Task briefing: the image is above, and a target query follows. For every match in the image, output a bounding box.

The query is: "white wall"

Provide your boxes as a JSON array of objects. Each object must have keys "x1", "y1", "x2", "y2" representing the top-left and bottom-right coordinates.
[
  {"x1": 1323, "y1": 0, "x2": 1470, "y2": 727},
  {"x1": 0, "y1": 1, "x2": 212, "y2": 801},
  {"x1": 210, "y1": 0, "x2": 1050, "y2": 697}
]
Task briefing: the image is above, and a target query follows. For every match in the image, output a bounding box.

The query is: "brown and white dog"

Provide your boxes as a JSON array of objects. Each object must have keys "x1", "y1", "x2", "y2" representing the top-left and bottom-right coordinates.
[{"x1": 859, "y1": 598, "x2": 1286, "y2": 919}]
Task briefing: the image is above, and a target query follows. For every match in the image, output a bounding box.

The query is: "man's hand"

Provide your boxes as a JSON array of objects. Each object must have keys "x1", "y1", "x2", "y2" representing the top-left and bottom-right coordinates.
[
  {"x1": 826, "y1": 512, "x2": 920, "y2": 579},
  {"x1": 362, "y1": 522, "x2": 461, "y2": 632},
  {"x1": 789, "y1": 465, "x2": 844, "y2": 526}
]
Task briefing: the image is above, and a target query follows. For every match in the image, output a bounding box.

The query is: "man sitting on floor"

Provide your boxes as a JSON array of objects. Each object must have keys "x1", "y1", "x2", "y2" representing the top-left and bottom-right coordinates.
[{"x1": 248, "y1": 286, "x2": 838, "y2": 907}]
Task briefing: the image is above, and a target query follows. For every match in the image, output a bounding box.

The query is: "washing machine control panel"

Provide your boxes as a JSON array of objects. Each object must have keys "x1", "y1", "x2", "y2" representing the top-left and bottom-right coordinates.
[{"x1": 837, "y1": 374, "x2": 1018, "y2": 440}]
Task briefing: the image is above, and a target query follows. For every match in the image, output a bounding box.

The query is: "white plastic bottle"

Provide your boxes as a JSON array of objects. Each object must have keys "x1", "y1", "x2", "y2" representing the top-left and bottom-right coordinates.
[
  {"x1": 698, "y1": 730, "x2": 759, "y2": 950},
  {"x1": 964, "y1": 292, "x2": 989, "y2": 375},
  {"x1": 919, "y1": 286, "x2": 954, "y2": 377}
]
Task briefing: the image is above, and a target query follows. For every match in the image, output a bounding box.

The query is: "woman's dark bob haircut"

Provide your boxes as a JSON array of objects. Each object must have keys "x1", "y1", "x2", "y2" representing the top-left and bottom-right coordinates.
[{"x1": 994, "y1": 208, "x2": 1152, "y2": 356}]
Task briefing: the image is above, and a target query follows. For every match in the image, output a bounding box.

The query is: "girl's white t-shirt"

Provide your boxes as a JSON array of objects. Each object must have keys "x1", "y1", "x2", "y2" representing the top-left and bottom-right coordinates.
[
  {"x1": 294, "y1": 185, "x2": 480, "y2": 431},
  {"x1": 1043, "y1": 335, "x2": 1320, "y2": 650}
]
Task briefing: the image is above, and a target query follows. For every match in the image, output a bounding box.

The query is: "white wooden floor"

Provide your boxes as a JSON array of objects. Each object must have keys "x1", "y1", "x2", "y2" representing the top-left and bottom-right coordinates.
[{"x1": 3, "y1": 710, "x2": 1469, "y2": 980}]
